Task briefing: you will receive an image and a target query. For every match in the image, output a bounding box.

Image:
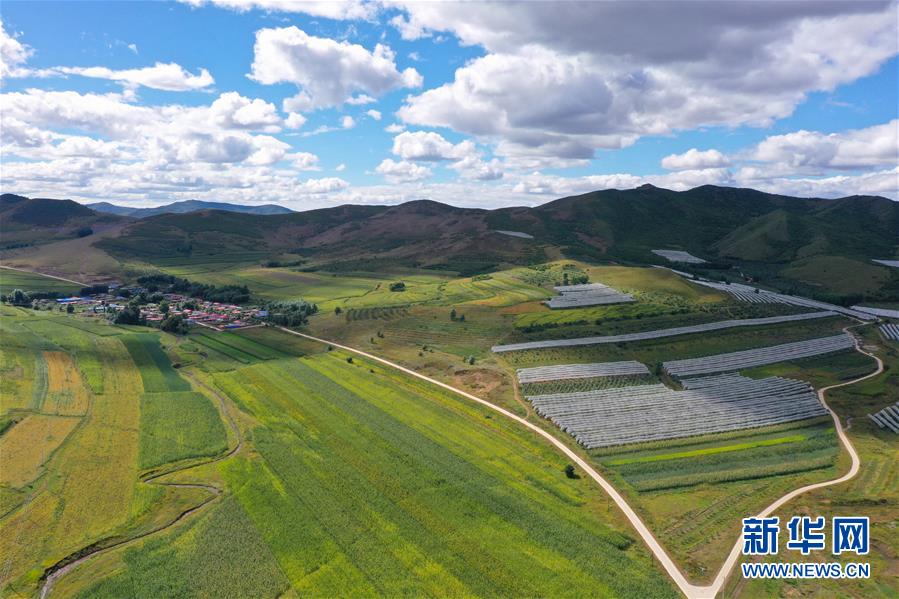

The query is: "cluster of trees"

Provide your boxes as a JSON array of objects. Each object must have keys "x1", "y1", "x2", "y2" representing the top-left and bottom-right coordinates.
[
  {"x1": 261, "y1": 300, "x2": 318, "y2": 327},
  {"x1": 3, "y1": 289, "x2": 33, "y2": 306},
  {"x1": 79, "y1": 284, "x2": 109, "y2": 296},
  {"x1": 2, "y1": 289, "x2": 69, "y2": 305},
  {"x1": 389, "y1": 281, "x2": 406, "y2": 292},
  {"x1": 137, "y1": 274, "x2": 250, "y2": 304},
  {"x1": 559, "y1": 272, "x2": 589, "y2": 286},
  {"x1": 449, "y1": 308, "x2": 466, "y2": 322}
]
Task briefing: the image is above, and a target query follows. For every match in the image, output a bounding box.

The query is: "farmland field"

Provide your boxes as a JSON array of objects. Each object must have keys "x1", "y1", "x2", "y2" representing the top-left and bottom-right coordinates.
[
  {"x1": 2, "y1": 259, "x2": 895, "y2": 598},
  {"x1": 0, "y1": 268, "x2": 81, "y2": 296},
  {"x1": 138, "y1": 391, "x2": 228, "y2": 470}
]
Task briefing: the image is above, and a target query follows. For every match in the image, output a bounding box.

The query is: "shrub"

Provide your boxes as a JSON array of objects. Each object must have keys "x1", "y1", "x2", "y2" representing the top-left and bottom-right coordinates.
[{"x1": 389, "y1": 281, "x2": 405, "y2": 292}]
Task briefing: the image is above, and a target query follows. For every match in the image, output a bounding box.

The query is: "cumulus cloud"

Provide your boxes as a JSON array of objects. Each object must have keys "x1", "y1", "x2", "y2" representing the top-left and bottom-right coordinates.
[
  {"x1": 285, "y1": 112, "x2": 306, "y2": 129},
  {"x1": 341, "y1": 115, "x2": 356, "y2": 129},
  {"x1": 661, "y1": 148, "x2": 731, "y2": 170},
  {"x1": 395, "y1": 2, "x2": 897, "y2": 163},
  {"x1": 208, "y1": 92, "x2": 281, "y2": 130},
  {"x1": 391, "y1": 130, "x2": 475, "y2": 161},
  {"x1": 249, "y1": 26, "x2": 422, "y2": 109},
  {"x1": 366, "y1": 109, "x2": 382, "y2": 120},
  {"x1": 752, "y1": 120, "x2": 898, "y2": 170},
  {"x1": 179, "y1": 0, "x2": 376, "y2": 20},
  {"x1": 375, "y1": 158, "x2": 431, "y2": 183},
  {"x1": 35, "y1": 62, "x2": 214, "y2": 91},
  {"x1": 1, "y1": 19, "x2": 31, "y2": 78}
]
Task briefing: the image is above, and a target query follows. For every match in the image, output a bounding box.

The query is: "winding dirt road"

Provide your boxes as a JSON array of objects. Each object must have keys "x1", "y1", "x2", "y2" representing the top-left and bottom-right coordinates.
[
  {"x1": 39, "y1": 373, "x2": 242, "y2": 599},
  {"x1": 280, "y1": 323, "x2": 884, "y2": 599}
]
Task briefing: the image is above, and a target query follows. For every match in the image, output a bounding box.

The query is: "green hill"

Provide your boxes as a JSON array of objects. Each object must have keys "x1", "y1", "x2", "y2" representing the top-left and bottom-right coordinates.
[{"x1": 5, "y1": 186, "x2": 898, "y2": 300}]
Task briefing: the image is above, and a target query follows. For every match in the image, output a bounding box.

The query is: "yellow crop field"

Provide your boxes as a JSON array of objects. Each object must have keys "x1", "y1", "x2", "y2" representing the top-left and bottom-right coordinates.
[
  {"x1": 44, "y1": 351, "x2": 90, "y2": 416},
  {"x1": 0, "y1": 414, "x2": 80, "y2": 487}
]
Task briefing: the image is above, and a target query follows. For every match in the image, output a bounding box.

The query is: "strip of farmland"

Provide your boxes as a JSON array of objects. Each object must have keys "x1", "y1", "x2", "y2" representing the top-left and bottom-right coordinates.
[
  {"x1": 663, "y1": 334, "x2": 854, "y2": 377},
  {"x1": 880, "y1": 323, "x2": 899, "y2": 341},
  {"x1": 516, "y1": 360, "x2": 650, "y2": 383},
  {"x1": 491, "y1": 310, "x2": 837, "y2": 353},
  {"x1": 526, "y1": 373, "x2": 825, "y2": 448}
]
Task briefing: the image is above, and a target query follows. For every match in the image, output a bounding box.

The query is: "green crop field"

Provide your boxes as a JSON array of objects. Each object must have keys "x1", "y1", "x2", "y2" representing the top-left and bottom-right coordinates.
[
  {"x1": 0, "y1": 268, "x2": 80, "y2": 296},
  {"x1": 122, "y1": 334, "x2": 192, "y2": 392},
  {"x1": 0, "y1": 309, "x2": 217, "y2": 597},
  {"x1": 198, "y1": 353, "x2": 676, "y2": 597},
  {"x1": 138, "y1": 391, "x2": 228, "y2": 470}
]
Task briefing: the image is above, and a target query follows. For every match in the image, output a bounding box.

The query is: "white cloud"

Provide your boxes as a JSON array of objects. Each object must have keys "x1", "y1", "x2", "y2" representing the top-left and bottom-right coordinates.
[
  {"x1": 249, "y1": 26, "x2": 422, "y2": 109},
  {"x1": 391, "y1": 130, "x2": 475, "y2": 161},
  {"x1": 752, "y1": 120, "x2": 898, "y2": 170},
  {"x1": 209, "y1": 92, "x2": 281, "y2": 131},
  {"x1": 375, "y1": 158, "x2": 431, "y2": 183},
  {"x1": 384, "y1": 123, "x2": 405, "y2": 133},
  {"x1": 395, "y1": 2, "x2": 897, "y2": 163},
  {"x1": 341, "y1": 115, "x2": 356, "y2": 129},
  {"x1": 661, "y1": 148, "x2": 730, "y2": 170},
  {"x1": 450, "y1": 155, "x2": 503, "y2": 181},
  {"x1": 335, "y1": 163, "x2": 346, "y2": 172},
  {"x1": 346, "y1": 94, "x2": 376, "y2": 105},
  {"x1": 288, "y1": 152, "x2": 320, "y2": 170},
  {"x1": 0, "y1": 19, "x2": 32, "y2": 78},
  {"x1": 127, "y1": 43, "x2": 138, "y2": 54},
  {"x1": 39, "y1": 62, "x2": 214, "y2": 91},
  {"x1": 179, "y1": 0, "x2": 376, "y2": 20},
  {"x1": 285, "y1": 112, "x2": 306, "y2": 129},
  {"x1": 366, "y1": 109, "x2": 382, "y2": 121}
]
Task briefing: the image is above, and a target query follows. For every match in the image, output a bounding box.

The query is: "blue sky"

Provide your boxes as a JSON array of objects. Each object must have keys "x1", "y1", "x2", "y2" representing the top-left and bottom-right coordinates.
[{"x1": 1, "y1": 1, "x2": 896, "y2": 208}]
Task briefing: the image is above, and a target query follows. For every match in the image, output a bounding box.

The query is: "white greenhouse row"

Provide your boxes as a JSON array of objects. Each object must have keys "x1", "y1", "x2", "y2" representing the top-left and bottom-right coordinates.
[
  {"x1": 872, "y1": 259, "x2": 899, "y2": 268},
  {"x1": 868, "y1": 402, "x2": 899, "y2": 434},
  {"x1": 851, "y1": 306, "x2": 899, "y2": 319},
  {"x1": 491, "y1": 311, "x2": 837, "y2": 353},
  {"x1": 651, "y1": 249, "x2": 707, "y2": 264},
  {"x1": 663, "y1": 334, "x2": 855, "y2": 377},
  {"x1": 516, "y1": 360, "x2": 650, "y2": 384},
  {"x1": 880, "y1": 323, "x2": 899, "y2": 341},
  {"x1": 547, "y1": 283, "x2": 634, "y2": 309},
  {"x1": 526, "y1": 373, "x2": 825, "y2": 448},
  {"x1": 659, "y1": 269, "x2": 876, "y2": 320}
]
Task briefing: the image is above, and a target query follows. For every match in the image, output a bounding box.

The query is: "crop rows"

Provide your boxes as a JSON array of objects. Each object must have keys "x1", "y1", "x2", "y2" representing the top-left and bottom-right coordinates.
[
  {"x1": 879, "y1": 323, "x2": 899, "y2": 341},
  {"x1": 663, "y1": 334, "x2": 854, "y2": 377},
  {"x1": 520, "y1": 375, "x2": 655, "y2": 397},
  {"x1": 651, "y1": 249, "x2": 706, "y2": 264},
  {"x1": 851, "y1": 306, "x2": 899, "y2": 319},
  {"x1": 492, "y1": 310, "x2": 836, "y2": 352},
  {"x1": 526, "y1": 373, "x2": 825, "y2": 448},
  {"x1": 868, "y1": 402, "x2": 899, "y2": 433},
  {"x1": 516, "y1": 360, "x2": 649, "y2": 383},
  {"x1": 344, "y1": 306, "x2": 409, "y2": 321},
  {"x1": 547, "y1": 283, "x2": 634, "y2": 309}
]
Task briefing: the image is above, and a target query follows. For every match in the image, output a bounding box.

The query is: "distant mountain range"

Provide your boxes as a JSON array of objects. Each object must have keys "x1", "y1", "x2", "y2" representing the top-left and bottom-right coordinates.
[
  {"x1": 85, "y1": 199, "x2": 294, "y2": 218},
  {"x1": 3, "y1": 186, "x2": 897, "y2": 301}
]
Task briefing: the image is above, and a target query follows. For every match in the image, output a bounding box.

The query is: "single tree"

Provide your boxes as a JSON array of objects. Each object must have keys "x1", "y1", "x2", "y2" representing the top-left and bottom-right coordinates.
[
  {"x1": 66, "y1": 304, "x2": 75, "y2": 314},
  {"x1": 450, "y1": 308, "x2": 457, "y2": 321}
]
